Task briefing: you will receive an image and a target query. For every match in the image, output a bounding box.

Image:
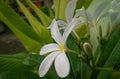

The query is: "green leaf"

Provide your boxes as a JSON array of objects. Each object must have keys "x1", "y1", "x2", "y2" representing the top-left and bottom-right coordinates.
[
  {"x1": 83, "y1": 0, "x2": 93, "y2": 9},
  {"x1": 23, "y1": 54, "x2": 43, "y2": 67},
  {"x1": 0, "y1": 0, "x2": 52, "y2": 53},
  {"x1": 67, "y1": 35, "x2": 81, "y2": 79},
  {"x1": 76, "y1": 0, "x2": 83, "y2": 9},
  {"x1": 16, "y1": 0, "x2": 52, "y2": 43},
  {"x1": 20, "y1": 54, "x2": 60, "y2": 79},
  {"x1": 0, "y1": 0, "x2": 40, "y2": 43},
  {"x1": 16, "y1": 0, "x2": 43, "y2": 35},
  {"x1": 98, "y1": 42, "x2": 120, "y2": 79},
  {"x1": 0, "y1": 53, "x2": 41, "y2": 79},
  {"x1": 81, "y1": 62, "x2": 91, "y2": 79},
  {"x1": 53, "y1": 0, "x2": 69, "y2": 20},
  {"x1": 0, "y1": 53, "x2": 61, "y2": 79},
  {"x1": 0, "y1": 53, "x2": 32, "y2": 73},
  {"x1": 111, "y1": 72, "x2": 120, "y2": 79},
  {"x1": 76, "y1": 0, "x2": 93, "y2": 9},
  {"x1": 25, "y1": 0, "x2": 52, "y2": 27},
  {"x1": 89, "y1": 29, "x2": 120, "y2": 79},
  {"x1": 96, "y1": 29, "x2": 120, "y2": 79},
  {"x1": 97, "y1": 29, "x2": 120, "y2": 67},
  {"x1": 49, "y1": 8, "x2": 55, "y2": 19},
  {"x1": 0, "y1": 11, "x2": 41, "y2": 53},
  {"x1": 0, "y1": 71, "x2": 41, "y2": 79},
  {"x1": 0, "y1": 71, "x2": 15, "y2": 79}
]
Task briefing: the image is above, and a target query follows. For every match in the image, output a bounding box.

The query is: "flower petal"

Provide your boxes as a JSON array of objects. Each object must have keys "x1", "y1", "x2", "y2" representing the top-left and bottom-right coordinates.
[
  {"x1": 40, "y1": 43, "x2": 60, "y2": 55},
  {"x1": 49, "y1": 19, "x2": 62, "y2": 44},
  {"x1": 66, "y1": 0, "x2": 77, "y2": 23},
  {"x1": 39, "y1": 51, "x2": 60, "y2": 77},
  {"x1": 63, "y1": 18, "x2": 79, "y2": 43},
  {"x1": 57, "y1": 20, "x2": 67, "y2": 27},
  {"x1": 74, "y1": 8, "x2": 84, "y2": 18},
  {"x1": 55, "y1": 53, "x2": 70, "y2": 78}
]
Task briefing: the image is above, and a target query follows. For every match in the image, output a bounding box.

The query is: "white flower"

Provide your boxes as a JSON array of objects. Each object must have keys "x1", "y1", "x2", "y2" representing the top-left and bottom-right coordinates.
[
  {"x1": 65, "y1": 0, "x2": 77, "y2": 23},
  {"x1": 38, "y1": 19, "x2": 79, "y2": 78},
  {"x1": 57, "y1": 0, "x2": 84, "y2": 29},
  {"x1": 57, "y1": 0, "x2": 77, "y2": 28}
]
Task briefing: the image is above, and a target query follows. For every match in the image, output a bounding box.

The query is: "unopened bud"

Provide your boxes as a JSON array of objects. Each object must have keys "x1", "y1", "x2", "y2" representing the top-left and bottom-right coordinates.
[{"x1": 83, "y1": 42, "x2": 92, "y2": 59}]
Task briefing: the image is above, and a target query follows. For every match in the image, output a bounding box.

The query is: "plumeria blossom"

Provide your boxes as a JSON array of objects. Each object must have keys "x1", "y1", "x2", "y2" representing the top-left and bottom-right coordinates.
[
  {"x1": 38, "y1": 19, "x2": 79, "y2": 78},
  {"x1": 57, "y1": 0, "x2": 95, "y2": 29},
  {"x1": 57, "y1": 0, "x2": 85, "y2": 29}
]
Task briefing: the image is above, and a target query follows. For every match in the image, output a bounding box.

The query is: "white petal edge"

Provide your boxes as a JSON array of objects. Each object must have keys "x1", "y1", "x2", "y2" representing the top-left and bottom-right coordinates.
[
  {"x1": 63, "y1": 18, "x2": 79, "y2": 43},
  {"x1": 57, "y1": 20, "x2": 67, "y2": 30},
  {"x1": 39, "y1": 51, "x2": 60, "y2": 77},
  {"x1": 49, "y1": 19, "x2": 62, "y2": 44},
  {"x1": 66, "y1": 0, "x2": 77, "y2": 23},
  {"x1": 74, "y1": 8, "x2": 84, "y2": 18},
  {"x1": 48, "y1": 19, "x2": 55, "y2": 29},
  {"x1": 55, "y1": 53, "x2": 70, "y2": 78},
  {"x1": 57, "y1": 20, "x2": 67, "y2": 27},
  {"x1": 40, "y1": 43, "x2": 60, "y2": 55}
]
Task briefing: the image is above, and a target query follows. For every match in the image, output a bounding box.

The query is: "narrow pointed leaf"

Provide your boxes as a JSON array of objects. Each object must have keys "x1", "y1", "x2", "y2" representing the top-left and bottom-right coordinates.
[
  {"x1": 16, "y1": 0, "x2": 52, "y2": 44},
  {"x1": 0, "y1": 53, "x2": 41, "y2": 79},
  {"x1": 0, "y1": 53, "x2": 32, "y2": 73},
  {"x1": 0, "y1": 13, "x2": 41, "y2": 53},
  {"x1": 76, "y1": 0, "x2": 84, "y2": 9},
  {"x1": 25, "y1": 0, "x2": 52, "y2": 27},
  {"x1": 67, "y1": 35, "x2": 81, "y2": 78},
  {"x1": 83, "y1": 0, "x2": 93, "y2": 9},
  {"x1": 76, "y1": 0, "x2": 93, "y2": 9},
  {"x1": 53, "y1": 0, "x2": 69, "y2": 20},
  {"x1": 53, "y1": 0, "x2": 59, "y2": 19},
  {"x1": 96, "y1": 29, "x2": 120, "y2": 79},
  {"x1": 49, "y1": 8, "x2": 55, "y2": 19},
  {"x1": 0, "y1": 0, "x2": 52, "y2": 53},
  {"x1": 0, "y1": 0, "x2": 41, "y2": 43},
  {"x1": 89, "y1": 29, "x2": 120, "y2": 79},
  {"x1": 97, "y1": 29, "x2": 120, "y2": 68},
  {"x1": 16, "y1": 0, "x2": 44, "y2": 35},
  {"x1": 97, "y1": 41, "x2": 120, "y2": 79}
]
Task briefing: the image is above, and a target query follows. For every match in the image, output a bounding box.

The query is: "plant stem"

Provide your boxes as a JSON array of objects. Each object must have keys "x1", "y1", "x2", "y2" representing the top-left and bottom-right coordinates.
[
  {"x1": 66, "y1": 47, "x2": 87, "y2": 61},
  {"x1": 66, "y1": 47, "x2": 81, "y2": 56},
  {"x1": 95, "y1": 67, "x2": 113, "y2": 71},
  {"x1": 72, "y1": 30, "x2": 80, "y2": 42},
  {"x1": 95, "y1": 44, "x2": 102, "y2": 66}
]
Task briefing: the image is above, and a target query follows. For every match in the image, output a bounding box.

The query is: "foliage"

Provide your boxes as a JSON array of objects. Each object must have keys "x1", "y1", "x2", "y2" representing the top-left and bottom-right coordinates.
[{"x1": 0, "y1": 0, "x2": 120, "y2": 79}]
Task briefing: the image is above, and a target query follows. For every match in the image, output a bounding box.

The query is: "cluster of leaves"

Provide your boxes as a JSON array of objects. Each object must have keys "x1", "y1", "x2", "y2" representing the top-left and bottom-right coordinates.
[{"x1": 0, "y1": 0, "x2": 120, "y2": 79}]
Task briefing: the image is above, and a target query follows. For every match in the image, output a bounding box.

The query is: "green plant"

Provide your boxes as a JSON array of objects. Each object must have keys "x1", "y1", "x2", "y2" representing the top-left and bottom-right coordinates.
[{"x1": 0, "y1": 0, "x2": 120, "y2": 79}]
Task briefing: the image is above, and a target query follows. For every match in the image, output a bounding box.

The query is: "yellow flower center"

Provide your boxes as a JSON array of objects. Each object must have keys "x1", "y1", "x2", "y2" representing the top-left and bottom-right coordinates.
[{"x1": 60, "y1": 43, "x2": 65, "y2": 52}]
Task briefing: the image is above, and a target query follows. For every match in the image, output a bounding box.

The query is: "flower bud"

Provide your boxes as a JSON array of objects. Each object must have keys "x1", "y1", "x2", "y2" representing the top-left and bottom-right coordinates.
[{"x1": 83, "y1": 42, "x2": 92, "y2": 59}]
